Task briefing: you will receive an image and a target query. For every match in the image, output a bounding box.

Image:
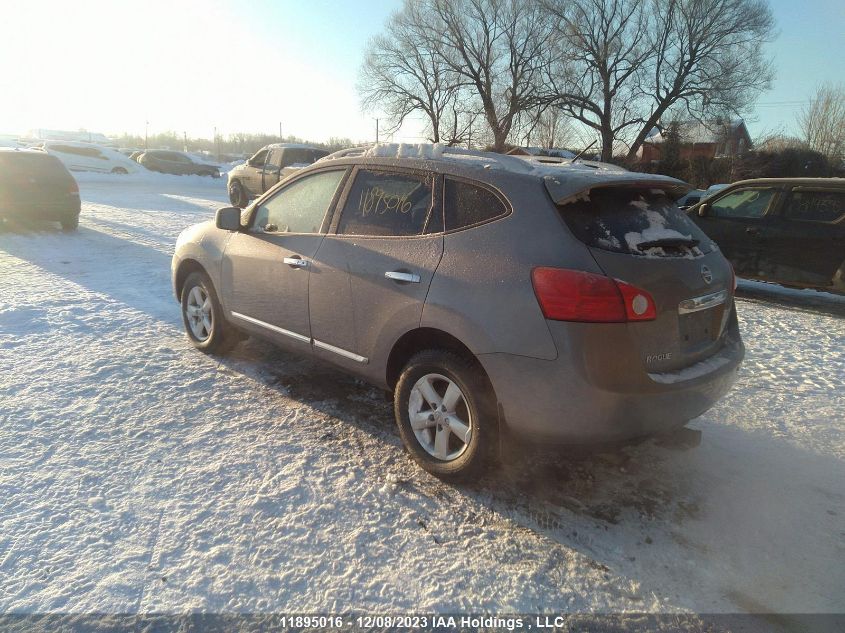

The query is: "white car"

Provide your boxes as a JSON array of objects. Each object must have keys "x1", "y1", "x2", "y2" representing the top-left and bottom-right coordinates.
[{"x1": 37, "y1": 141, "x2": 139, "y2": 174}]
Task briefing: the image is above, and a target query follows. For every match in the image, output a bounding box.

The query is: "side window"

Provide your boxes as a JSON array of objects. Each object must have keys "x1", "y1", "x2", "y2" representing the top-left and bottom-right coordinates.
[
  {"x1": 250, "y1": 150, "x2": 269, "y2": 167},
  {"x1": 266, "y1": 150, "x2": 283, "y2": 169},
  {"x1": 337, "y1": 169, "x2": 433, "y2": 237},
  {"x1": 784, "y1": 190, "x2": 845, "y2": 223},
  {"x1": 252, "y1": 169, "x2": 345, "y2": 234},
  {"x1": 444, "y1": 178, "x2": 509, "y2": 231},
  {"x1": 710, "y1": 188, "x2": 776, "y2": 219},
  {"x1": 281, "y1": 148, "x2": 319, "y2": 168}
]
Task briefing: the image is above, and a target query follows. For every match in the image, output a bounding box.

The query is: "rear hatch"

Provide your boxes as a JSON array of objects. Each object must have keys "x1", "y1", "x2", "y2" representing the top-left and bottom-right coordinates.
[
  {"x1": 0, "y1": 151, "x2": 78, "y2": 209},
  {"x1": 547, "y1": 177, "x2": 734, "y2": 373}
]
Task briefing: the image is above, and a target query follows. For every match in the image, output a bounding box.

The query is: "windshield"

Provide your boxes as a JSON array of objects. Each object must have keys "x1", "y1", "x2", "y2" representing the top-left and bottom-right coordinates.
[{"x1": 557, "y1": 188, "x2": 715, "y2": 258}]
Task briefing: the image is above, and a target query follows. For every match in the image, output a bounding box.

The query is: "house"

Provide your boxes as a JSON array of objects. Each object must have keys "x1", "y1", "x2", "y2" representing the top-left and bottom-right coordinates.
[{"x1": 638, "y1": 119, "x2": 751, "y2": 163}]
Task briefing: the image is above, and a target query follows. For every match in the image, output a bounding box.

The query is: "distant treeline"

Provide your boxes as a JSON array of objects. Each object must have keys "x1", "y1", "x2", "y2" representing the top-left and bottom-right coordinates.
[{"x1": 112, "y1": 132, "x2": 362, "y2": 158}]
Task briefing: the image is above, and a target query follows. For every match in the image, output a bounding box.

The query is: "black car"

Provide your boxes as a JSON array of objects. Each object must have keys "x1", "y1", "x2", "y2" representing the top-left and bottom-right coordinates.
[
  {"x1": 0, "y1": 148, "x2": 81, "y2": 231},
  {"x1": 138, "y1": 150, "x2": 220, "y2": 177},
  {"x1": 690, "y1": 178, "x2": 845, "y2": 294}
]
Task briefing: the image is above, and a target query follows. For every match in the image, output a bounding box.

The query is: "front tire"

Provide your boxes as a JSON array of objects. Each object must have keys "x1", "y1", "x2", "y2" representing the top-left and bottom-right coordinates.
[
  {"x1": 111, "y1": 167, "x2": 128, "y2": 175},
  {"x1": 394, "y1": 349, "x2": 497, "y2": 480},
  {"x1": 180, "y1": 271, "x2": 238, "y2": 354},
  {"x1": 61, "y1": 215, "x2": 79, "y2": 231},
  {"x1": 228, "y1": 179, "x2": 249, "y2": 208}
]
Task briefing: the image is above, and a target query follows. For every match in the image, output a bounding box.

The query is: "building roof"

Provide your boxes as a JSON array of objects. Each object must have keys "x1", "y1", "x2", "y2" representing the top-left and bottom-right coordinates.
[{"x1": 646, "y1": 119, "x2": 747, "y2": 145}]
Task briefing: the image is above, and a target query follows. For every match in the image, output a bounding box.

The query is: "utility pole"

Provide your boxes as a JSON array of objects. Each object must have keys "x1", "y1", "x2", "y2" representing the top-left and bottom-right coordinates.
[
  {"x1": 467, "y1": 122, "x2": 472, "y2": 149},
  {"x1": 375, "y1": 118, "x2": 379, "y2": 144},
  {"x1": 145, "y1": 120, "x2": 148, "y2": 150},
  {"x1": 214, "y1": 126, "x2": 219, "y2": 161},
  {"x1": 279, "y1": 122, "x2": 283, "y2": 142},
  {"x1": 183, "y1": 131, "x2": 188, "y2": 153}
]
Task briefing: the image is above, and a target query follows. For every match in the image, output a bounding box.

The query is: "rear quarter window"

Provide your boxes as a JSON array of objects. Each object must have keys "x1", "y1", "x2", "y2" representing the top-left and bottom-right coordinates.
[
  {"x1": 444, "y1": 178, "x2": 509, "y2": 231},
  {"x1": 0, "y1": 153, "x2": 73, "y2": 181},
  {"x1": 558, "y1": 188, "x2": 714, "y2": 257}
]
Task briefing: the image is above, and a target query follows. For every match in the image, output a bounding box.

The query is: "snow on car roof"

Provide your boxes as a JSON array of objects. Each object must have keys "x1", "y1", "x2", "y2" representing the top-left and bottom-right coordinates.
[
  {"x1": 323, "y1": 143, "x2": 690, "y2": 200},
  {"x1": 264, "y1": 143, "x2": 327, "y2": 150}
]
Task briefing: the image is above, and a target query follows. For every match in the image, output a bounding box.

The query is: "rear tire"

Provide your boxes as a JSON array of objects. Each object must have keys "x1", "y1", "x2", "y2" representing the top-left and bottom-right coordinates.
[
  {"x1": 61, "y1": 215, "x2": 79, "y2": 231},
  {"x1": 228, "y1": 179, "x2": 249, "y2": 208},
  {"x1": 180, "y1": 271, "x2": 238, "y2": 354},
  {"x1": 111, "y1": 167, "x2": 128, "y2": 175},
  {"x1": 394, "y1": 349, "x2": 497, "y2": 480}
]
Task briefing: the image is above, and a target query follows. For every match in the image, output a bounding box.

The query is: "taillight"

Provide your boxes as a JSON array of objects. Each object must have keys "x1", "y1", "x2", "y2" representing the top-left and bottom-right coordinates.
[
  {"x1": 531, "y1": 267, "x2": 656, "y2": 323},
  {"x1": 69, "y1": 179, "x2": 79, "y2": 194},
  {"x1": 729, "y1": 263, "x2": 737, "y2": 292}
]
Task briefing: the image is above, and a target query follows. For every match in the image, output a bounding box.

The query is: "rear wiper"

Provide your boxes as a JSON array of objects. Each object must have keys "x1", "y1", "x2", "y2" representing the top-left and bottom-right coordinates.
[{"x1": 636, "y1": 237, "x2": 699, "y2": 251}]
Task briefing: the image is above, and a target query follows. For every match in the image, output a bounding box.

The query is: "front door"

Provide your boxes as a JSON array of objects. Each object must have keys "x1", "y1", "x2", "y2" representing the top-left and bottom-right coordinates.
[
  {"x1": 309, "y1": 167, "x2": 444, "y2": 375},
  {"x1": 696, "y1": 186, "x2": 780, "y2": 277},
  {"x1": 262, "y1": 149, "x2": 283, "y2": 193},
  {"x1": 220, "y1": 168, "x2": 349, "y2": 351}
]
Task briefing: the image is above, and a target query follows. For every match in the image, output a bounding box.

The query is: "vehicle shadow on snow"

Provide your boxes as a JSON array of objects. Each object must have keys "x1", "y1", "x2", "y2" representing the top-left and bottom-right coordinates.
[
  {"x1": 0, "y1": 220, "x2": 178, "y2": 326},
  {"x1": 218, "y1": 336, "x2": 843, "y2": 623},
  {"x1": 735, "y1": 281, "x2": 845, "y2": 319}
]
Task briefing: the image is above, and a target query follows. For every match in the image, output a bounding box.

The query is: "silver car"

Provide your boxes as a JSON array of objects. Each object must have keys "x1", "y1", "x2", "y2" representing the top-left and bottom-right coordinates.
[{"x1": 172, "y1": 145, "x2": 744, "y2": 479}]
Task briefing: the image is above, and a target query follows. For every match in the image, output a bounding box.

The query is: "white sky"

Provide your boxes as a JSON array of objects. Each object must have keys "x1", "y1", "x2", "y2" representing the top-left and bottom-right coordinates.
[{"x1": 1, "y1": 0, "x2": 842, "y2": 145}]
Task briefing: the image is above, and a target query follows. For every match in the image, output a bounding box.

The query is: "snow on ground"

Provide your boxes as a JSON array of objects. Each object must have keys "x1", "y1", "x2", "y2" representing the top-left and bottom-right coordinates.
[{"x1": 0, "y1": 175, "x2": 843, "y2": 626}]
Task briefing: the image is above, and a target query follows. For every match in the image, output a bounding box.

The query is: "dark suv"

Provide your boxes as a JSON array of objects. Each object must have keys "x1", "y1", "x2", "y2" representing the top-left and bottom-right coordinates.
[
  {"x1": 0, "y1": 148, "x2": 81, "y2": 230},
  {"x1": 138, "y1": 150, "x2": 220, "y2": 178},
  {"x1": 173, "y1": 145, "x2": 743, "y2": 479},
  {"x1": 227, "y1": 144, "x2": 329, "y2": 208},
  {"x1": 690, "y1": 178, "x2": 845, "y2": 294}
]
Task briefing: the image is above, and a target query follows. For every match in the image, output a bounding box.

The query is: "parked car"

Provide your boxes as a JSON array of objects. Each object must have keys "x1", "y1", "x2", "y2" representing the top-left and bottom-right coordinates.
[
  {"x1": 227, "y1": 143, "x2": 330, "y2": 207},
  {"x1": 138, "y1": 150, "x2": 220, "y2": 177},
  {"x1": 676, "y1": 189, "x2": 706, "y2": 209},
  {"x1": 689, "y1": 178, "x2": 845, "y2": 294},
  {"x1": 172, "y1": 145, "x2": 743, "y2": 479},
  {"x1": 38, "y1": 141, "x2": 139, "y2": 174},
  {"x1": 0, "y1": 148, "x2": 81, "y2": 230}
]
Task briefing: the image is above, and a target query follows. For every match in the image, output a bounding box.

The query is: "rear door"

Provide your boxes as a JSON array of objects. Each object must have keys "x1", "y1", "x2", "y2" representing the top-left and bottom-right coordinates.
[
  {"x1": 758, "y1": 186, "x2": 845, "y2": 287},
  {"x1": 694, "y1": 185, "x2": 780, "y2": 276},
  {"x1": 220, "y1": 168, "x2": 348, "y2": 352},
  {"x1": 556, "y1": 187, "x2": 734, "y2": 373},
  {"x1": 308, "y1": 167, "x2": 443, "y2": 370}
]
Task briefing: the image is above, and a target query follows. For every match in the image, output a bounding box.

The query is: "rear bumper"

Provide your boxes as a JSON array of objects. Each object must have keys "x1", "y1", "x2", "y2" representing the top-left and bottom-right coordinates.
[
  {"x1": 0, "y1": 198, "x2": 80, "y2": 221},
  {"x1": 478, "y1": 317, "x2": 744, "y2": 445}
]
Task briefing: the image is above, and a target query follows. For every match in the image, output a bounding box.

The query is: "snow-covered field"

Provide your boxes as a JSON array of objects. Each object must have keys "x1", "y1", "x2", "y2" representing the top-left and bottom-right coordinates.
[{"x1": 1, "y1": 174, "x2": 843, "y2": 625}]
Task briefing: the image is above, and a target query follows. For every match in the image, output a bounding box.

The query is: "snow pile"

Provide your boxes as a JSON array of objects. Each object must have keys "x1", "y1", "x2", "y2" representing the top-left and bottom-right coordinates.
[{"x1": 364, "y1": 142, "x2": 446, "y2": 160}]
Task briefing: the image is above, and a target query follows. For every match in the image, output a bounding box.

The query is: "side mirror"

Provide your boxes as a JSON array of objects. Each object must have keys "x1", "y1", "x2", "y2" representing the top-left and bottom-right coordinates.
[
  {"x1": 215, "y1": 206, "x2": 242, "y2": 231},
  {"x1": 697, "y1": 203, "x2": 710, "y2": 218}
]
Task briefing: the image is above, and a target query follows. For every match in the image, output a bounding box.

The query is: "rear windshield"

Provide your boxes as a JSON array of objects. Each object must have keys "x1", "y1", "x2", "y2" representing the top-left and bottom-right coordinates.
[
  {"x1": 557, "y1": 188, "x2": 715, "y2": 258},
  {"x1": 0, "y1": 152, "x2": 73, "y2": 181}
]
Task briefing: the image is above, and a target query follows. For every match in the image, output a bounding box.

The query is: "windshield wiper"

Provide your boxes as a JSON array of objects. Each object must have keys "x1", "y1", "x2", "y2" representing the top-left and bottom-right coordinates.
[{"x1": 636, "y1": 237, "x2": 699, "y2": 251}]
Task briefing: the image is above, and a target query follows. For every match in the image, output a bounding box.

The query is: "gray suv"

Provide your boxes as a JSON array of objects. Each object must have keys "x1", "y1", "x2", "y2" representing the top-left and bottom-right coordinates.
[
  {"x1": 227, "y1": 143, "x2": 329, "y2": 208},
  {"x1": 172, "y1": 145, "x2": 744, "y2": 479}
]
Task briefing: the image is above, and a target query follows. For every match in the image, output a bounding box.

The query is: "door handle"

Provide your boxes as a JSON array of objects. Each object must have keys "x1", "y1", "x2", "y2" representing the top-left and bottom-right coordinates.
[
  {"x1": 283, "y1": 256, "x2": 308, "y2": 269},
  {"x1": 745, "y1": 226, "x2": 759, "y2": 236},
  {"x1": 385, "y1": 271, "x2": 420, "y2": 284}
]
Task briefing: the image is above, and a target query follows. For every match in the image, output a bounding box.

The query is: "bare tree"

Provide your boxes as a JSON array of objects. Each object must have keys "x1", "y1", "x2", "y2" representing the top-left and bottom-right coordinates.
[
  {"x1": 545, "y1": 0, "x2": 776, "y2": 160},
  {"x1": 543, "y1": 0, "x2": 652, "y2": 160},
  {"x1": 800, "y1": 84, "x2": 845, "y2": 162},
  {"x1": 358, "y1": 1, "x2": 466, "y2": 143},
  {"x1": 424, "y1": 0, "x2": 557, "y2": 151}
]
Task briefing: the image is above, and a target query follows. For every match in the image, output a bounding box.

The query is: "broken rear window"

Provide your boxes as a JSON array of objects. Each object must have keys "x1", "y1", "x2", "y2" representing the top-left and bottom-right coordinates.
[{"x1": 557, "y1": 188, "x2": 715, "y2": 258}]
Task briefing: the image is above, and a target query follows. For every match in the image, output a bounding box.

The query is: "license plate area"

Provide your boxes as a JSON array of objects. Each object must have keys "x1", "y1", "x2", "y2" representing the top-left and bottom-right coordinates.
[{"x1": 679, "y1": 305, "x2": 725, "y2": 351}]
